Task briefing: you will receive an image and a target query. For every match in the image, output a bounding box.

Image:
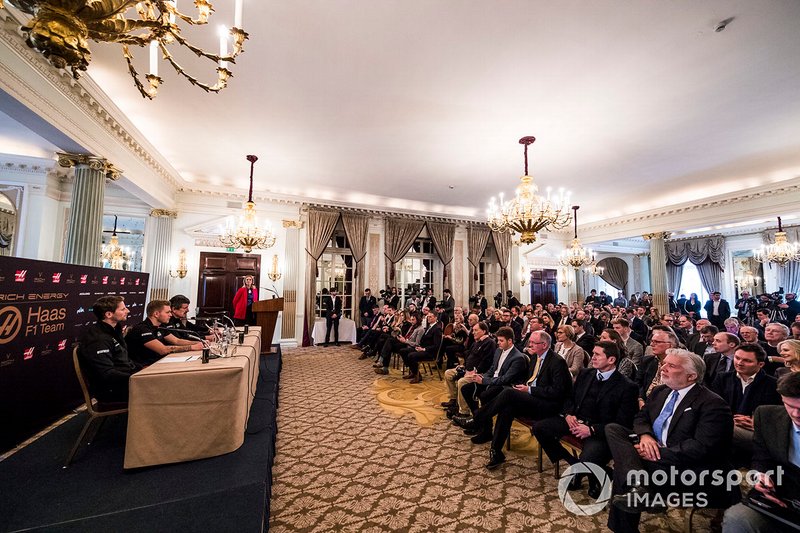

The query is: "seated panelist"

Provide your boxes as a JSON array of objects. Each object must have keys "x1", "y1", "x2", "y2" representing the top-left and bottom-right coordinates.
[{"x1": 127, "y1": 299, "x2": 205, "y2": 366}]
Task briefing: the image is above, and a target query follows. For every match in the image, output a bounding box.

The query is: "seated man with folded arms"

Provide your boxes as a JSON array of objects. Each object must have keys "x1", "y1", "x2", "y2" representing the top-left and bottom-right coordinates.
[
  {"x1": 167, "y1": 294, "x2": 214, "y2": 342},
  {"x1": 533, "y1": 341, "x2": 638, "y2": 497},
  {"x1": 78, "y1": 296, "x2": 141, "y2": 402},
  {"x1": 126, "y1": 299, "x2": 205, "y2": 366},
  {"x1": 374, "y1": 312, "x2": 422, "y2": 375},
  {"x1": 710, "y1": 343, "x2": 781, "y2": 466},
  {"x1": 455, "y1": 330, "x2": 571, "y2": 470},
  {"x1": 441, "y1": 321, "x2": 497, "y2": 417},
  {"x1": 399, "y1": 310, "x2": 442, "y2": 383},
  {"x1": 358, "y1": 306, "x2": 397, "y2": 359},
  {"x1": 722, "y1": 371, "x2": 800, "y2": 533}
]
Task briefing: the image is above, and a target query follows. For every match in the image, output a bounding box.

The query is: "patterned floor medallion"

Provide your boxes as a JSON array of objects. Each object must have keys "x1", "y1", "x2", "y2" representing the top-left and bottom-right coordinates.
[{"x1": 269, "y1": 346, "x2": 714, "y2": 532}]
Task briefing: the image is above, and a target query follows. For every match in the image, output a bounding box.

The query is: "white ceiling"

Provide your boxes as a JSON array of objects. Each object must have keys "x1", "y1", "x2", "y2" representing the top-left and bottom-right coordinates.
[{"x1": 4, "y1": 0, "x2": 800, "y2": 229}]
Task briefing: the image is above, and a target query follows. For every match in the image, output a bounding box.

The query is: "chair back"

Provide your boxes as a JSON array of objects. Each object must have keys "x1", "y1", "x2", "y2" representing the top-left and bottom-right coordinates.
[{"x1": 72, "y1": 345, "x2": 97, "y2": 415}]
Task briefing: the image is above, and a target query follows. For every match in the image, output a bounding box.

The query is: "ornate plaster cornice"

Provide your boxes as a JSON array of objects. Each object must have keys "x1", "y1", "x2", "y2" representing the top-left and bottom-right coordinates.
[
  {"x1": 282, "y1": 219, "x2": 304, "y2": 229},
  {"x1": 302, "y1": 202, "x2": 483, "y2": 226},
  {"x1": 57, "y1": 152, "x2": 122, "y2": 180},
  {"x1": 150, "y1": 208, "x2": 178, "y2": 218}
]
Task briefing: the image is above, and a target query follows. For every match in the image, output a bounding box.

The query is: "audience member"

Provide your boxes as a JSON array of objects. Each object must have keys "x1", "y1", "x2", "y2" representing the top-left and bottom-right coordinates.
[
  {"x1": 762, "y1": 322, "x2": 790, "y2": 375},
  {"x1": 705, "y1": 291, "x2": 732, "y2": 330},
  {"x1": 554, "y1": 324, "x2": 588, "y2": 379},
  {"x1": 400, "y1": 310, "x2": 442, "y2": 383},
  {"x1": 612, "y1": 318, "x2": 644, "y2": 365},
  {"x1": 637, "y1": 328, "x2": 680, "y2": 405},
  {"x1": 775, "y1": 339, "x2": 800, "y2": 379},
  {"x1": 703, "y1": 332, "x2": 740, "y2": 386},
  {"x1": 441, "y1": 321, "x2": 497, "y2": 417}
]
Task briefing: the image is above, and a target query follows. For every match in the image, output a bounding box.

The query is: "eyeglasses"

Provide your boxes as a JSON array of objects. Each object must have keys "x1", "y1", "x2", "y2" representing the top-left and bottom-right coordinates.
[{"x1": 651, "y1": 340, "x2": 671, "y2": 345}]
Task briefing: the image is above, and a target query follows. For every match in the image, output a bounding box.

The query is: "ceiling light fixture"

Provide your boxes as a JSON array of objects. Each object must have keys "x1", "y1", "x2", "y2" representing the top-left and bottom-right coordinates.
[
  {"x1": 753, "y1": 216, "x2": 800, "y2": 267},
  {"x1": 559, "y1": 206, "x2": 596, "y2": 270},
  {"x1": 101, "y1": 215, "x2": 134, "y2": 270},
  {"x1": 0, "y1": 0, "x2": 249, "y2": 99},
  {"x1": 219, "y1": 155, "x2": 276, "y2": 253},
  {"x1": 487, "y1": 136, "x2": 572, "y2": 244}
]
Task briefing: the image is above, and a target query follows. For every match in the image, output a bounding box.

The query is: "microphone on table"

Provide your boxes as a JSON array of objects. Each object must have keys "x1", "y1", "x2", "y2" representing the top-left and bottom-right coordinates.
[
  {"x1": 158, "y1": 327, "x2": 217, "y2": 361},
  {"x1": 259, "y1": 286, "x2": 281, "y2": 299}
]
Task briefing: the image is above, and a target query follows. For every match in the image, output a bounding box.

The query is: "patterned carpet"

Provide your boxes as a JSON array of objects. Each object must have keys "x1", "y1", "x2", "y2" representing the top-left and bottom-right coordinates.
[{"x1": 269, "y1": 345, "x2": 714, "y2": 532}]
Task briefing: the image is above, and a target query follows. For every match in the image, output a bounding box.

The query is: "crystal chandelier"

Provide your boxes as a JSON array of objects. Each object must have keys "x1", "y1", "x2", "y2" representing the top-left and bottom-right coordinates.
[
  {"x1": 584, "y1": 263, "x2": 605, "y2": 277},
  {"x1": 487, "y1": 136, "x2": 572, "y2": 244},
  {"x1": 753, "y1": 217, "x2": 800, "y2": 267},
  {"x1": 101, "y1": 215, "x2": 134, "y2": 270},
  {"x1": 735, "y1": 270, "x2": 761, "y2": 291},
  {"x1": 0, "y1": 0, "x2": 249, "y2": 99},
  {"x1": 559, "y1": 206, "x2": 596, "y2": 269},
  {"x1": 219, "y1": 155, "x2": 276, "y2": 253}
]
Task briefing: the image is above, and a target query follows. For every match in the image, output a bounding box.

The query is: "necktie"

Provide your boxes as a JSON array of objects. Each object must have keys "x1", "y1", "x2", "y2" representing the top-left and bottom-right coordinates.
[
  {"x1": 597, "y1": 372, "x2": 603, "y2": 382},
  {"x1": 527, "y1": 356, "x2": 543, "y2": 385},
  {"x1": 653, "y1": 390, "x2": 680, "y2": 446}
]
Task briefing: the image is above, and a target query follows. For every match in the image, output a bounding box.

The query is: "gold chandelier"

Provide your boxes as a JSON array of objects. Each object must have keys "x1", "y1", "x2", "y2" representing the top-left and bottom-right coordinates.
[
  {"x1": 584, "y1": 263, "x2": 605, "y2": 277},
  {"x1": 559, "y1": 205, "x2": 596, "y2": 269},
  {"x1": 735, "y1": 270, "x2": 761, "y2": 291},
  {"x1": 487, "y1": 136, "x2": 572, "y2": 244},
  {"x1": 0, "y1": 0, "x2": 249, "y2": 99},
  {"x1": 753, "y1": 217, "x2": 800, "y2": 267},
  {"x1": 219, "y1": 155, "x2": 276, "y2": 254},
  {"x1": 101, "y1": 215, "x2": 134, "y2": 270}
]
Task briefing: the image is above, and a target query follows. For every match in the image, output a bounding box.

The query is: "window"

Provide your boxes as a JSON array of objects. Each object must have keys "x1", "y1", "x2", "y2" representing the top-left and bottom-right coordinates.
[
  {"x1": 678, "y1": 262, "x2": 709, "y2": 309},
  {"x1": 315, "y1": 231, "x2": 353, "y2": 318},
  {"x1": 395, "y1": 238, "x2": 437, "y2": 307}
]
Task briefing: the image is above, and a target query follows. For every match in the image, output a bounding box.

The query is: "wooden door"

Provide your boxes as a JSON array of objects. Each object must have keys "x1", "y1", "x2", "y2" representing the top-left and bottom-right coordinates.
[
  {"x1": 530, "y1": 268, "x2": 558, "y2": 306},
  {"x1": 197, "y1": 252, "x2": 260, "y2": 319}
]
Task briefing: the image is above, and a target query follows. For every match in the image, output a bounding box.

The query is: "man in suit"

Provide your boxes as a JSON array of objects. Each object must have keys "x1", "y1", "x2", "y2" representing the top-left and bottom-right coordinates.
[
  {"x1": 710, "y1": 343, "x2": 781, "y2": 466},
  {"x1": 702, "y1": 331, "x2": 740, "y2": 386},
  {"x1": 516, "y1": 315, "x2": 543, "y2": 352},
  {"x1": 692, "y1": 325, "x2": 719, "y2": 357},
  {"x1": 400, "y1": 309, "x2": 442, "y2": 383},
  {"x1": 704, "y1": 291, "x2": 732, "y2": 331},
  {"x1": 722, "y1": 372, "x2": 800, "y2": 532},
  {"x1": 452, "y1": 328, "x2": 531, "y2": 446},
  {"x1": 613, "y1": 318, "x2": 644, "y2": 365},
  {"x1": 439, "y1": 288, "x2": 455, "y2": 323},
  {"x1": 555, "y1": 305, "x2": 571, "y2": 329},
  {"x1": 686, "y1": 319, "x2": 712, "y2": 353},
  {"x1": 501, "y1": 308, "x2": 522, "y2": 343},
  {"x1": 637, "y1": 327, "x2": 680, "y2": 405},
  {"x1": 606, "y1": 349, "x2": 733, "y2": 532},
  {"x1": 442, "y1": 321, "x2": 498, "y2": 416},
  {"x1": 627, "y1": 307, "x2": 649, "y2": 341},
  {"x1": 586, "y1": 289, "x2": 599, "y2": 306},
  {"x1": 456, "y1": 330, "x2": 572, "y2": 469},
  {"x1": 572, "y1": 318, "x2": 596, "y2": 356},
  {"x1": 358, "y1": 288, "x2": 377, "y2": 330},
  {"x1": 422, "y1": 288, "x2": 436, "y2": 313},
  {"x1": 323, "y1": 286, "x2": 342, "y2": 346},
  {"x1": 533, "y1": 341, "x2": 639, "y2": 497},
  {"x1": 506, "y1": 290, "x2": 521, "y2": 310}
]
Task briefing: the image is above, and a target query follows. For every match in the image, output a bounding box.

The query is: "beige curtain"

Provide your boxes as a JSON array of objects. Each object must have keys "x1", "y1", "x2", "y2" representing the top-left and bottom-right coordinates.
[
  {"x1": 491, "y1": 230, "x2": 512, "y2": 302},
  {"x1": 342, "y1": 213, "x2": 370, "y2": 318},
  {"x1": 467, "y1": 225, "x2": 490, "y2": 296},
  {"x1": 597, "y1": 257, "x2": 629, "y2": 291},
  {"x1": 384, "y1": 217, "x2": 425, "y2": 286},
  {"x1": 427, "y1": 221, "x2": 456, "y2": 286},
  {"x1": 303, "y1": 209, "x2": 341, "y2": 346}
]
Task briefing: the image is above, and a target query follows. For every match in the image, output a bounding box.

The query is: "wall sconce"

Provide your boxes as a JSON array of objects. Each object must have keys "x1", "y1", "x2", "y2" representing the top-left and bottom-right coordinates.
[
  {"x1": 561, "y1": 268, "x2": 574, "y2": 288},
  {"x1": 268, "y1": 254, "x2": 282, "y2": 282},
  {"x1": 520, "y1": 264, "x2": 530, "y2": 287},
  {"x1": 169, "y1": 248, "x2": 188, "y2": 279}
]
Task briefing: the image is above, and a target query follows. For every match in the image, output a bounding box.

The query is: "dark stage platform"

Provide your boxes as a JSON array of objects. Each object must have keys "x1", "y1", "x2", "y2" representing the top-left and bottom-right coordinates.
[{"x1": 0, "y1": 348, "x2": 281, "y2": 533}]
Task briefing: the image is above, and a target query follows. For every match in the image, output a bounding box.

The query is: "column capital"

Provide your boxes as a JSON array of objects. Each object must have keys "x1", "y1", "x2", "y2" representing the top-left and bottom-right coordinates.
[
  {"x1": 643, "y1": 231, "x2": 671, "y2": 241},
  {"x1": 150, "y1": 208, "x2": 178, "y2": 218},
  {"x1": 56, "y1": 152, "x2": 122, "y2": 181},
  {"x1": 282, "y1": 219, "x2": 304, "y2": 229}
]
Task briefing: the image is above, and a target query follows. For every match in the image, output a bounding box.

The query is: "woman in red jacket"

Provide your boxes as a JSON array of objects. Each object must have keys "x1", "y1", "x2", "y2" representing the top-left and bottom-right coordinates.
[{"x1": 233, "y1": 275, "x2": 258, "y2": 326}]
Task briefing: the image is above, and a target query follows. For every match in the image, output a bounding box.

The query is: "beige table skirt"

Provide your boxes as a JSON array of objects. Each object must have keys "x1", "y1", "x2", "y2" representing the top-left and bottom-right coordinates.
[{"x1": 124, "y1": 328, "x2": 262, "y2": 469}]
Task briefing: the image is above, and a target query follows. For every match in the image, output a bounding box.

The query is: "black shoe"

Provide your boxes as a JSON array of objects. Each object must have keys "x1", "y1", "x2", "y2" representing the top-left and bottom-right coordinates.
[
  {"x1": 374, "y1": 367, "x2": 389, "y2": 375},
  {"x1": 470, "y1": 431, "x2": 492, "y2": 444},
  {"x1": 358, "y1": 352, "x2": 370, "y2": 360},
  {"x1": 611, "y1": 486, "x2": 665, "y2": 514},
  {"x1": 452, "y1": 415, "x2": 473, "y2": 428},
  {"x1": 335, "y1": 342, "x2": 340, "y2": 346},
  {"x1": 567, "y1": 474, "x2": 584, "y2": 492},
  {"x1": 485, "y1": 449, "x2": 505, "y2": 470},
  {"x1": 463, "y1": 427, "x2": 480, "y2": 436},
  {"x1": 587, "y1": 480, "x2": 602, "y2": 500},
  {"x1": 440, "y1": 399, "x2": 457, "y2": 408},
  {"x1": 446, "y1": 408, "x2": 459, "y2": 420}
]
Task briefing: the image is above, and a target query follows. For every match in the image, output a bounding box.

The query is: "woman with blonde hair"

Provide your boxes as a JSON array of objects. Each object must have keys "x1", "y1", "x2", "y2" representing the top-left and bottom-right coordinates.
[
  {"x1": 776, "y1": 339, "x2": 800, "y2": 378},
  {"x1": 554, "y1": 324, "x2": 587, "y2": 379}
]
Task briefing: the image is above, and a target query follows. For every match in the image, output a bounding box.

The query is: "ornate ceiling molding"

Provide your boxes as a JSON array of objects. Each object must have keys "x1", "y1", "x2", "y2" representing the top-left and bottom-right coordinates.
[
  {"x1": 57, "y1": 152, "x2": 122, "y2": 180},
  {"x1": 643, "y1": 232, "x2": 671, "y2": 240}
]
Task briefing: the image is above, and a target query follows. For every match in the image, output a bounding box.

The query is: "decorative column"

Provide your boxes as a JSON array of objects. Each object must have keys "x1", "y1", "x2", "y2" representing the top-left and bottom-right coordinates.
[
  {"x1": 58, "y1": 153, "x2": 121, "y2": 266},
  {"x1": 644, "y1": 232, "x2": 670, "y2": 314},
  {"x1": 281, "y1": 219, "x2": 302, "y2": 341},
  {"x1": 144, "y1": 209, "x2": 177, "y2": 301}
]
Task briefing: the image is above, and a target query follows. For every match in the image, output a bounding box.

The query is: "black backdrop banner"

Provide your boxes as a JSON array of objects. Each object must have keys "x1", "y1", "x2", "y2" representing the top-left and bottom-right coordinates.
[{"x1": 0, "y1": 257, "x2": 149, "y2": 453}]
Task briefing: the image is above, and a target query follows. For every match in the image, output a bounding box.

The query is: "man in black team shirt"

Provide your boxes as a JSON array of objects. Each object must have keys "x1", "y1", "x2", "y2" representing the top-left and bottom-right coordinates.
[
  {"x1": 78, "y1": 296, "x2": 141, "y2": 402},
  {"x1": 126, "y1": 299, "x2": 205, "y2": 366},
  {"x1": 166, "y1": 294, "x2": 214, "y2": 341}
]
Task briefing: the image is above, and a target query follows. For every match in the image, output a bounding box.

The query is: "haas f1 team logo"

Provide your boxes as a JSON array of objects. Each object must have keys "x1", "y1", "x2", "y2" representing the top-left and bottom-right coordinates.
[
  {"x1": 58, "y1": 339, "x2": 68, "y2": 351},
  {"x1": 52, "y1": 273, "x2": 62, "y2": 283},
  {"x1": 80, "y1": 275, "x2": 88, "y2": 284},
  {"x1": 0, "y1": 306, "x2": 23, "y2": 345},
  {"x1": 15, "y1": 270, "x2": 26, "y2": 282},
  {"x1": 23, "y1": 347, "x2": 34, "y2": 360}
]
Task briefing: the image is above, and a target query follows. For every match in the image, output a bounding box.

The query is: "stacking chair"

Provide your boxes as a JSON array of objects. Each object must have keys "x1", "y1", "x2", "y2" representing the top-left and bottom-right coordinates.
[{"x1": 64, "y1": 345, "x2": 128, "y2": 467}]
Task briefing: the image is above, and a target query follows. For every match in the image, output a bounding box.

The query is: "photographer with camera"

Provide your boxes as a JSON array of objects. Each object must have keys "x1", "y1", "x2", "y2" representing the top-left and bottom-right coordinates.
[
  {"x1": 779, "y1": 292, "x2": 800, "y2": 324},
  {"x1": 736, "y1": 290, "x2": 758, "y2": 326}
]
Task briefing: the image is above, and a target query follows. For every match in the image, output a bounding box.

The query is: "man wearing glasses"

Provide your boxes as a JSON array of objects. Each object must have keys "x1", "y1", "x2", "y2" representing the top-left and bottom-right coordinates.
[{"x1": 637, "y1": 328, "x2": 680, "y2": 407}]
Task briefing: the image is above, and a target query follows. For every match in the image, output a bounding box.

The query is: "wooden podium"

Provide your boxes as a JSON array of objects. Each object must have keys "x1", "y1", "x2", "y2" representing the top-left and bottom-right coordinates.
[{"x1": 252, "y1": 297, "x2": 283, "y2": 354}]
